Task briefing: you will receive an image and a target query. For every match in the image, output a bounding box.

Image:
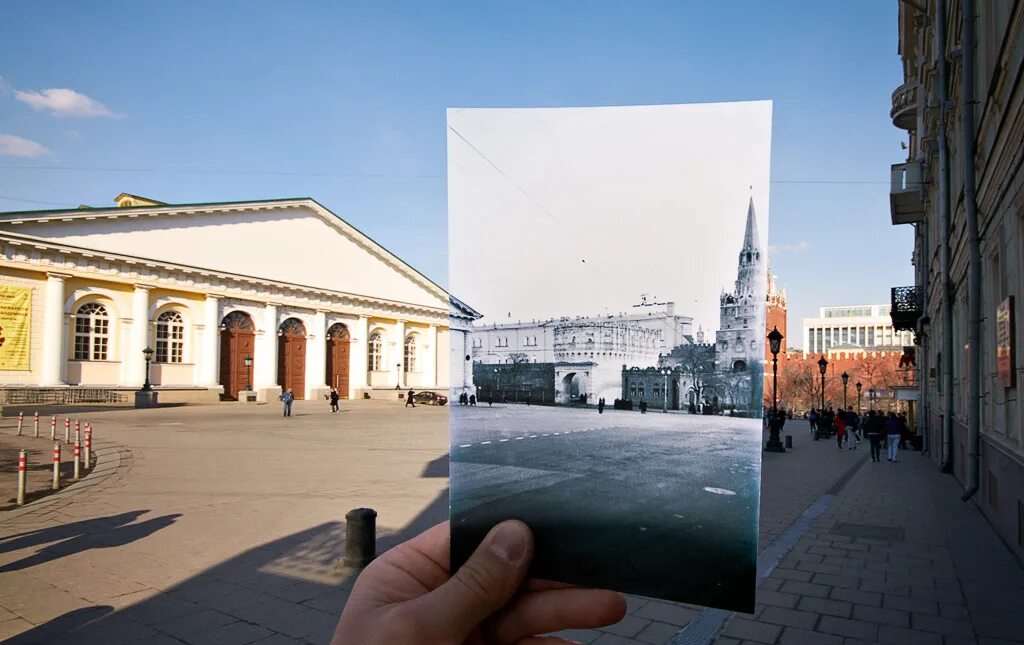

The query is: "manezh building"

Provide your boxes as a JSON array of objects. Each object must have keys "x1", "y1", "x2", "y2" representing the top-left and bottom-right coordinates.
[{"x1": 0, "y1": 193, "x2": 475, "y2": 405}]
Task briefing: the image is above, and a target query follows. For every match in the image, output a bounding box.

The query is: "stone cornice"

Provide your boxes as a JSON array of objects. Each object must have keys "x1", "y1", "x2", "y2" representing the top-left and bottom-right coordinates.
[{"x1": 0, "y1": 232, "x2": 448, "y2": 326}]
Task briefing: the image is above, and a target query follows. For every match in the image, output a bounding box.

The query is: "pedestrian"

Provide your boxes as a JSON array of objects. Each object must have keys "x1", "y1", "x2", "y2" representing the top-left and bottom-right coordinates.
[
  {"x1": 330, "y1": 388, "x2": 340, "y2": 413},
  {"x1": 886, "y1": 412, "x2": 902, "y2": 462},
  {"x1": 847, "y1": 406, "x2": 860, "y2": 449},
  {"x1": 280, "y1": 388, "x2": 294, "y2": 417},
  {"x1": 639, "y1": 400, "x2": 647, "y2": 414},
  {"x1": 598, "y1": 397, "x2": 605, "y2": 414},
  {"x1": 898, "y1": 412, "x2": 911, "y2": 449},
  {"x1": 808, "y1": 408, "x2": 819, "y2": 437},
  {"x1": 406, "y1": 389, "x2": 416, "y2": 408},
  {"x1": 836, "y1": 413, "x2": 846, "y2": 449},
  {"x1": 866, "y1": 410, "x2": 883, "y2": 462},
  {"x1": 486, "y1": 395, "x2": 492, "y2": 407}
]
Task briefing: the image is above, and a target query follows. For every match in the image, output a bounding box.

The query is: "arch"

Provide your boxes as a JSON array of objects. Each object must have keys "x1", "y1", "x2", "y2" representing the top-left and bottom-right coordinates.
[
  {"x1": 219, "y1": 311, "x2": 255, "y2": 400},
  {"x1": 72, "y1": 302, "x2": 110, "y2": 361},
  {"x1": 278, "y1": 317, "x2": 307, "y2": 399},
  {"x1": 326, "y1": 322, "x2": 350, "y2": 397},
  {"x1": 732, "y1": 360, "x2": 747, "y2": 373},
  {"x1": 560, "y1": 372, "x2": 580, "y2": 405},
  {"x1": 155, "y1": 310, "x2": 185, "y2": 363}
]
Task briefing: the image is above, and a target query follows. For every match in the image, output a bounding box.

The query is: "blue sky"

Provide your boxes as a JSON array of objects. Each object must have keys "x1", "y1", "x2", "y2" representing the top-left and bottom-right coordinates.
[{"x1": 0, "y1": 1, "x2": 912, "y2": 348}]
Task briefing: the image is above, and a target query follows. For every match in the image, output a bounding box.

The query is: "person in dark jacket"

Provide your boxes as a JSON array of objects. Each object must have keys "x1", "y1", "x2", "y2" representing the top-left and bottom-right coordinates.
[
  {"x1": 329, "y1": 388, "x2": 340, "y2": 413},
  {"x1": 865, "y1": 411, "x2": 884, "y2": 462},
  {"x1": 885, "y1": 412, "x2": 902, "y2": 462},
  {"x1": 280, "y1": 389, "x2": 294, "y2": 417},
  {"x1": 406, "y1": 389, "x2": 416, "y2": 408}
]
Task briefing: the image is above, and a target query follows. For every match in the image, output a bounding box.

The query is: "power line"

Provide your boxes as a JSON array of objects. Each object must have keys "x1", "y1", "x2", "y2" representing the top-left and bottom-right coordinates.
[{"x1": 0, "y1": 194, "x2": 79, "y2": 207}]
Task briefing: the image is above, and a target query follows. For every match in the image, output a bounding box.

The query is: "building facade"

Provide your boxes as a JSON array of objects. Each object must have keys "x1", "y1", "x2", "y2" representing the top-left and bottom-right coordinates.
[
  {"x1": 890, "y1": 2, "x2": 1023, "y2": 562},
  {"x1": 0, "y1": 195, "x2": 456, "y2": 404},
  {"x1": 803, "y1": 305, "x2": 915, "y2": 355}
]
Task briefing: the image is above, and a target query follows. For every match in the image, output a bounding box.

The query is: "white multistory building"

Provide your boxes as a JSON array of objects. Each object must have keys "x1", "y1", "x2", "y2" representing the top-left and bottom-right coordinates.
[{"x1": 803, "y1": 305, "x2": 914, "y2": 355}]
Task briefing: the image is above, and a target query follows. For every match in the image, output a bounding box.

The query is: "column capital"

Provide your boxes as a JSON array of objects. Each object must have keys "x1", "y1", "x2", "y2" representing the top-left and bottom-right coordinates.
[
  {"x1": 204, "y1": 293, "x2": 222, "y2": 301},
  {"x1": 265, "y1": 301, "x2": 282, "y2": 308},
  {"x1": 46, "y1": 272, "x2": 72, "y2": 281},
  {"x1": 133, "y1": 284, "x2": 156, "y2": 291}
]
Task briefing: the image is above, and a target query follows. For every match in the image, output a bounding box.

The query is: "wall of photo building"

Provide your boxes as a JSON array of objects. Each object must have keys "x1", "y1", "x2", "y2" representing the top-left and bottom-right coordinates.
[{"x1": 891, "y1": 2, "x2": 1024, "y2": 563}]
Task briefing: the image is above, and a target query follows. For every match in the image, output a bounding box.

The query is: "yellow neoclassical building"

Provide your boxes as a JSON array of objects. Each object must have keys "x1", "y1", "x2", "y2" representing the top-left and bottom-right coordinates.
[{"x1": 0, "y1": 193, "x2": 477, "y2": 405}]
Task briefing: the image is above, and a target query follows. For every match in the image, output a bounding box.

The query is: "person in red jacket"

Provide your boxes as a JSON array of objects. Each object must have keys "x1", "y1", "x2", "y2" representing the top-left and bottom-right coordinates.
[{"x1": 835, "y1": 410, "x2": 847, "y2": 449}]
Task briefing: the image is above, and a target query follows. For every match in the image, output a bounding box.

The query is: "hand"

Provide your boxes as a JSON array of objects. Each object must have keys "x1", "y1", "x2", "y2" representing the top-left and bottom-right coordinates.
[{"x1": 331, "y1": 520, "x2": 626, "y2": 644}]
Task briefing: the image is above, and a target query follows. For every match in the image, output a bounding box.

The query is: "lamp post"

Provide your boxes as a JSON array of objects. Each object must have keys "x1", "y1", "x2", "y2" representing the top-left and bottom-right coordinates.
[
  {"x1": 661, "y1": 368, "x2": 671, "y2": 412},
  {"x1": 494, "y1": 367, "x2": 499, "y2": 401},
  {"x1": 765, "y1": 327, "x2": 785, "y2": 453},
  {"x1": 244, "y1": 355, "x2": 253, "y2": 392},
  {"x1": 817, "y1": 355, "x2": 828, "y2": 412},
  {"x1": 856, "y1": 381, "x2": 862, "y2": 414},
  {"x1": 841, "y1": 371, "x2": 849, "y2": 410},
  {"x1": 142, "y1": 347, "x2": 154, "y2": 391}
]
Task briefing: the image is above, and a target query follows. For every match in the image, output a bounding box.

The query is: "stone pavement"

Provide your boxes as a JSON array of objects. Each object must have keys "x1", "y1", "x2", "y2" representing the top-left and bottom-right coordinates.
[{"x1": 0, "y1": 404, "x2": 1020, "y2": 644}]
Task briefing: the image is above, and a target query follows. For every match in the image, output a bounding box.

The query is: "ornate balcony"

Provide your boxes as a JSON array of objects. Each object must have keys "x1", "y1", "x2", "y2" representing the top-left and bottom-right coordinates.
[
  {"x1": 890, "y1": 161, "x2": 924, "y2": 225},
  {"x1": 891, "y1": 286, "x2": 924, "y2": 332},
  {"x1": 891, "y1": 82, "x2": 919, "y2": 130}
]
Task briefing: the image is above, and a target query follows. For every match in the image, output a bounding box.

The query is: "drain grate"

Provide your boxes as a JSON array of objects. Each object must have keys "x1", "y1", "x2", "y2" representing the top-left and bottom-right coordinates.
[{"x1": 831, "y1": 522, "x2": 905, "y2": 542}]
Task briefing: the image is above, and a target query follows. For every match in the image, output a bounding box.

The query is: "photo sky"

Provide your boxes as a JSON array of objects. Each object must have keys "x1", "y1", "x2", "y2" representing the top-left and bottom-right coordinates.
[{"x1": 0, "y1": 2, "x2": 912, "y2": 348}]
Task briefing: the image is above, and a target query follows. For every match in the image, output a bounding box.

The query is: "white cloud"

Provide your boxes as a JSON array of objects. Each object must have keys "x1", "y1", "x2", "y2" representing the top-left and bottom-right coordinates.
[
  {"x1": 0, "y1": 133, "x2": 50, "y2": 158},
  {"x1": 768, "y1": 241, "x2": 810, "y2": 253},
  {"x1": 14, "y1": 88, "x2": 119, "y2": 118}
]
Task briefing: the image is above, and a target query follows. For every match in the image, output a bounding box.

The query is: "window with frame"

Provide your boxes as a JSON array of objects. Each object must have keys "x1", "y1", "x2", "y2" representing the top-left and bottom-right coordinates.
[
  {"x1": 368, "y1": 332, "x2": 383, "y2": 371},
  {"x1": 155, "y1": 311, "x2": 185, "y2": 363},
  {"x1": 404, "y1": 335, "x2": 417, "y2": 372},
  {"x1": 74, "y1": 302, "x2": 109, "y2": 361}
]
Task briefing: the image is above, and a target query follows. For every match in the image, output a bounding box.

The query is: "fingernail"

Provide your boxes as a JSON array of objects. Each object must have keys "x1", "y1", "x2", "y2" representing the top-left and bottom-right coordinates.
[{"x1": 489, "y1": 521, "x2": 527, "y2": 564}]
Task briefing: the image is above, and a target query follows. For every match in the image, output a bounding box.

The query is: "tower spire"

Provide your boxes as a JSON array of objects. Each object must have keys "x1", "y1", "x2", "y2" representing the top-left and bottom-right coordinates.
[{"x1": 743, "y1": 196, "x2": 760, "y2": 251}]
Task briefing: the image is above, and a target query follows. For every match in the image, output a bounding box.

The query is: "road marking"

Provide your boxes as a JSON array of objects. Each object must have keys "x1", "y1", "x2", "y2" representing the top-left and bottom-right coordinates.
[
  {"x1": 541, "y1": 433, "x2": 550, "y2": 437},
  {"x1": 499, "y1": 438, "x2": 509, "y2": 442},
  {"x1": 515, "y1": 437, "x2": 524, "y2": 440},
  {"x1": 553, "y1": 432, "x2": 561, "y2": 436},
  {"x1": 481, "y1": 441, "x2": 492, "y2": 445},
  {"x1": 703, "y1": 487, "x2": 736, "y2": 496},
  {"x1": 459, "y1": 444, "x2": 472, "y2": 448},
  {"x1": 529, "y1": 435, "x2": 538, "y2": 438}
]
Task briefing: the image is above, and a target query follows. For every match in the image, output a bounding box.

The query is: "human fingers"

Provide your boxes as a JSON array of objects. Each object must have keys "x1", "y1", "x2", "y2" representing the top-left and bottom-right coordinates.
[
  {"x1": 524, "y1": 578, "x2": 581, "y2": 592},
  {"x1": 488, "y1": 588, "x2": 627, "y2": 643},
  {"x1": 412, "y1": 519, "x2": 533, "y2": 640}
]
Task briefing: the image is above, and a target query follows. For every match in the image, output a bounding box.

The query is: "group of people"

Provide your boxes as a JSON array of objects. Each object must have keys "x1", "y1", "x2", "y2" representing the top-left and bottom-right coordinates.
[
  {"x1": 807, "y1": 407, "x2": 912, "y2": 463},
  {"x1": 457, "y1": 392, "x2": 478, "y2": 406}
]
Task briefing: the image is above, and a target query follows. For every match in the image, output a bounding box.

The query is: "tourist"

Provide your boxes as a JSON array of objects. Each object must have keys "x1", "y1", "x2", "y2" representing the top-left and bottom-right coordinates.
[
  {"x1": 847, "y1": 406, "x2": 860, "y2": 450},
  {"x1": 886, "y1": 412, "x2": 902, "y2": 462},
  {"x1": 898, "y1": 412, "x2": 911, "y2": 449},
  {"x1": 865, "y1": 410, "x2": 883, "y2": 462},
  {"x1": 406, "y1": 389, "x2": 416, "y2": 408},
  {"x1": 639, "y1": 400, "x2": 647, "y2": 414},
  {"x1": 598, "y1": 397, "x2": 605, "y2": 414},
  {"x1": 835, "y1": 411, "x2": 846, "y2": 449},
  {"x1": 280, "y1": 388, "x2": 294, "y2": 417},
  {"x1": 808, "y1": 408, "x2": 819, "y2": 437},
  {"x1": 329, "y1": 388, "x2": 340, "y2": 413},
  {"x1": 468, "y1": 394, "x2": 476, "y2": 406}
]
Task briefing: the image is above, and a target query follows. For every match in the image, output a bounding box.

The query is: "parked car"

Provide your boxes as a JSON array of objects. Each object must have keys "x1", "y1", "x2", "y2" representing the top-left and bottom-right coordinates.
[{"x1": 413, "y1": 391, "x2": 448, "y2": 406}]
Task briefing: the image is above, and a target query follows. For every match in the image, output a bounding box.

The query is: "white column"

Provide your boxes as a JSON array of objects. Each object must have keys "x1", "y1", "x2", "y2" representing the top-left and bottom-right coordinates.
[
  {"x1": 254, "y1": 303, "x2": 279, "y2": 390},
  {"x1": 425, "y1": 324, "x2": 438, "y2": 387},
  {"x1": 395, "y1": 320, "x2": 407, "y2": 388},
  {"x1": 124, "y1": 285, "x2": 152, "y2": 387},
  {"x1": 349, "y1": 315, "x2": 369, "y2": 398},
  {"x1": 40, "y1": 273, "x2": 68, "y2": 386},
  {"x1": 198, "y1": 295, "x2": 220, "y2": 386},
  {"x1": 305, "y1": 310, "x2": 327, "y2": 399}
]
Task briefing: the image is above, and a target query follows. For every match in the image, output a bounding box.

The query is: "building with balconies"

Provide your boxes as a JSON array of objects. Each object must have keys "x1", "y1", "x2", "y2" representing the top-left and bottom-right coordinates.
[{"x1": 890, "y1": 1, "x2": 1023, "y2": 564}]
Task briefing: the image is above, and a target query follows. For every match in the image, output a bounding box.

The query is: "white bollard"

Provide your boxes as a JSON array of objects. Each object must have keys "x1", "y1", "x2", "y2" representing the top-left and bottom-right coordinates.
[
  {"x1": 50, "y1": 415, "x2": 56, "y2": 441},
  {"x1": 52, "y1": 442, "x2": 61, "y2": 490},
  {"x1": 33, "y1": 412, "x2": 39, "y2": 438},
  {"x1": 84, "y1": 424, "x2": 92, "y2": 468},
  {"x1": 64, "y1": 417, "x2": 70, "y2": 444},
  {"x1": 17, "y1": 412, "x2": 23, "y2": 436},
  {"x1": 17, "y1": 449, "x2": 27, "y2": 506},
  {"x1": 73, "y1": 441, "x2": 81, "y2": 481}
]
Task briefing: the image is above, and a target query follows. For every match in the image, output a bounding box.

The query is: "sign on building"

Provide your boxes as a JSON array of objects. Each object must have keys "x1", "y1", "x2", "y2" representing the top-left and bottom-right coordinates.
[
  {"x1": 996, "y1": 296, "x2": 1015, "y2": 388},
  {"x1": 0, "y1": 286, "x2": 32, "y2": 370}
]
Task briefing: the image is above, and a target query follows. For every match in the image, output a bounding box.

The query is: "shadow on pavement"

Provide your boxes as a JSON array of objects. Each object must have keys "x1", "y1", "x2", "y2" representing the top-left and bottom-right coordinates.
[
  {"x1": 7, "y1": 490, "x2": 449, "y2": 644},
  {"x1": 420, "y1": 453, "x2": 449, "y2": 478},
  {"x1": 0, "y1": 510, "x2": 149, "y2": 555}
]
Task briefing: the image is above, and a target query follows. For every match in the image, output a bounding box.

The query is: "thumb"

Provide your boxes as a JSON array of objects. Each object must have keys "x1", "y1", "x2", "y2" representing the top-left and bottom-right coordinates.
[{"x1": 423, "y1": 520, "x2": 533, "y2": 639}]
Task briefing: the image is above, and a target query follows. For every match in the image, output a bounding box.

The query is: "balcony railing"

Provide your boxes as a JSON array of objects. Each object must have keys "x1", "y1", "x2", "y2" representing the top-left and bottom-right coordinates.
[
  {"x1": 891, "y1": 286, "x2": 924, "y2": 332},
  {"x1": 891, "y1": 82, "x2": 919, "y2": 130},
  {"x1": 890, "y1": 161, "x2": 925, "y2": 225}
]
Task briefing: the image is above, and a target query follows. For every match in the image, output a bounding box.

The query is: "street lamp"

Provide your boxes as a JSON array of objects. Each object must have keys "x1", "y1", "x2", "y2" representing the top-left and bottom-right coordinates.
[
  {"x1": 661, "y1": 367, "x2": 671, "y2": 412},
  {"x1": 141, "y1": 347, "x2": 154, "y2": 391},
  {"x1": 841, "y1": 371, "x2": 850, "y2": 410},
  {"x1": 856, "y1": 381, "x2": 863, "y2": 414},
  {"x1": 817, "y1": 355, "x2": 828, "y2": 412},
  {"x1": 493, "y1": 367, "x2": 500, "y2": 401},
  {"x1": 244, "y1": 355, "x2": 253, "y2": 392},
  {"x1": 765, "y1": 327, "x2": 785, "y2": 453}
]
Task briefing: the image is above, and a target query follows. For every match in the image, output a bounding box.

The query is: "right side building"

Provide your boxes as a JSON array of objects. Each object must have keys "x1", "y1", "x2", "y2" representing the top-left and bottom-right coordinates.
[{"x1": 890, "y1": 1, "x2": 1023, "y2": 561}]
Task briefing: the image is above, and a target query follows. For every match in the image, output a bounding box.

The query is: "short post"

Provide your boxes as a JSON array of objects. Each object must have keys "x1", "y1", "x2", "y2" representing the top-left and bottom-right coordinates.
[
  {"x1": 52, "y1": 442, "x2": 61, "y2": 490},
  {"x1": 64, "y1": 417, "x2": 70, "y2": 444},
  {"x1": 74, "y1": 419, "x2": 80, "y2": 444},
  {"x1": 17, "y1": 449, "x2": 27, "y2": 506},
  {"x1": 785, "y1": 434, "x2": 793, "y2": 449},
  {"x1": 17, "y1": 412, "x2": 24, "y2": 436},
  {"x1": 343, "y1": 508, "x2": 378, "y2": 567},
  {"x1": 33, "y1": 412, "x2": 39, "y2": 438},
  {"x1": 50, "y1": 415, "x2": 56, "y2": 441},
  {"x1": 84, "y1": 424, "x2": 92, "y2": 467},
  {"x1": 73, "y1": 441, "x2": 81, "y2": 481}
]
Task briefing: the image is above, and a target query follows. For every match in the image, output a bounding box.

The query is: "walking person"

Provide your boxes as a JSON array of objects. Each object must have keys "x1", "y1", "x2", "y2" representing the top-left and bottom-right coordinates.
[
  {"x1": 329, "y1": 388, "x2": 340, "y2": 413},
  {"x1": 847, "y1": 407, "x2": 860, "y2": 449},
  {"x1": 835, "y1": 412, "x2": 846, "y2": 449},
  {"x1": 808, "y1": 408, "x2": 819, "y2": 437},
  {"x1": 280, "y1": 388, "x2": 294, "y2": 417},
  {"x1": 469, "y1": 394, "x2": 476, "y2": 406},
  {"x1": 597, "y1": 397, "x2": 605, "y2": 414},
  {"x1": 866, "y1": 410, "x2": 883, "y2": 462},
  {"x1": 886, "y1": 412, "x2": 902, "y2": 462},
  {"x1": 406, "y1": 389, "x2": 416, "y2": 408}
]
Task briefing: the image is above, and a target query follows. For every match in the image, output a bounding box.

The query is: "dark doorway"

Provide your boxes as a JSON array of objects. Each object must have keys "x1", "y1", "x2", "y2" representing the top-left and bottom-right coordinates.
[
  {"x1": 278, "y1": 318, "x2": 307, "y2": 400},
  {"x1": 326, "y1": 323, "x2": 350, "y2": 398},
  {"x1": 219, "y1": 311, "x2": 255, "y2": 401}
]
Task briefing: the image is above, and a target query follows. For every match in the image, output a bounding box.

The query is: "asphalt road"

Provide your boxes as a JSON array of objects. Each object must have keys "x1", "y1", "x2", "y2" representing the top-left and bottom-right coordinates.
[{"x1": 450, "y1": 404, "x2": 761, "y2": 613}]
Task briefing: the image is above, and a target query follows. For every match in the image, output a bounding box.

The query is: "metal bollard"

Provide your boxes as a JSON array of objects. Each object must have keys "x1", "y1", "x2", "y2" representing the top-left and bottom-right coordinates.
[
  {"x1": 74, "y1": 441, "x2": 81, "y2": 481},
  {"x1": 84, "y1": 424, "x2": 92, "y2": 468},
  {"x1": 64, "y1": 417, "x2": 70, "y2": 444},
  {"x1": 33, "y1": 412, "x2": 39, "y2": 438},
  {"x1": 785, "y1": 434, "x2": 793, "y2": 449},
  {"x1": 52, "y1": 442, "x2": 61, "y2": 490},
  {"x1": 17, "y1": 449, "x2": 27, "y2": 506},
  {"x1": 343, "y1": 508, "x2": 378, "y2": 567},
  {"x1": 17, "y1": 412, "x2": 24, "y2": 436},
  {"x1": 50, "y1": 415, "x2": 56, "y2": 441}
]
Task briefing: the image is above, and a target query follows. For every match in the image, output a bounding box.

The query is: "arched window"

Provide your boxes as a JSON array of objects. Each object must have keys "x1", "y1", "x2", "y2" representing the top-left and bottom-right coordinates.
[
  {"x1": 368, "y1": 332, "x2": 382, "y2": 371},
  {"x1": 404, "y1": 335, "x2": 417, "y2": 373},
  {"x1": 74, "y1": 303, "x2": 109, "y2": 360},
  {"x1": 733, "y1": 360, "x2": 747, "y2": 372},
  {"x1": 156, "y1": 311, "x2": 185, "y2": 363}
]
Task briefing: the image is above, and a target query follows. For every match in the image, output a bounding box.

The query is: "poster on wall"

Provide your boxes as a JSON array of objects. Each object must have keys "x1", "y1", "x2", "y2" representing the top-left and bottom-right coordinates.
[
  {"x1": 996, "y1": 296, "x2": 1015, "y2": 388},
  {"x1": 0, "y1": 286, "x2": 32, "y2": 370},
  {"x1": 447, "y1": 101, "x2": 772, "y2": 612}
]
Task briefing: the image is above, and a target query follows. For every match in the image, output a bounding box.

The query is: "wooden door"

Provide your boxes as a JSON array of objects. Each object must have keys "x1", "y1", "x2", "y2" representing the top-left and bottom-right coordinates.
[
  {"x1": 326, "y1": 323, "x2": 350, "y2": 398},
  {"x1": 219, "y1": 312, "x2": 255, "y2": 401},
  {"x1": 277, "y1": 318, "x2": 307, "y2": 400}
]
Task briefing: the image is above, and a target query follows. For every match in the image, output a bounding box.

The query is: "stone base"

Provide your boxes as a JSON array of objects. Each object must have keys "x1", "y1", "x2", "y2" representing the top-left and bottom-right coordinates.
[
  {"x1": 238, "y1": 390, "x2": 259, "y2": 404},
  {"x1": 134, "y1": 390, "x2": 158, "y2": 408}
]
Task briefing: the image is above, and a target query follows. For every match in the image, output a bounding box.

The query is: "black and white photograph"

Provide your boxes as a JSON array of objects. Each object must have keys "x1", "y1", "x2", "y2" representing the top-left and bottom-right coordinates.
[{"x1": 448, "y1": 101, "x2": 773, "y2": 612}]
